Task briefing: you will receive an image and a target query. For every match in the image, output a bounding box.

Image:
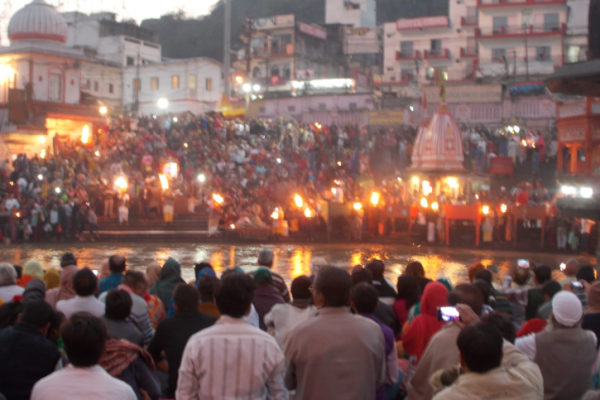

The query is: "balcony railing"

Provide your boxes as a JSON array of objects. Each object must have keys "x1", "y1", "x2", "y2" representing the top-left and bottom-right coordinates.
[
  {"x1": 396, "y1": 50, "x2": 422, "y2": 60},
  {"x1": 478, "y1": 55, "x2": 563, "y2": 76},
  {"x1": 460, "y1": 47, "x2": 478, "y2": 57},
  {"x1": 476, "y1": 23, "x2": 565, "y2": 38},
  {"x1": 424, "y1": 48, "x2": 450, "y2": 59},
  {"x1": 461, "y1": 16, "x2": 478, "y2": 26},
  {"x1": 478, "y1": 0, "x2": 566, "y2": 7}
]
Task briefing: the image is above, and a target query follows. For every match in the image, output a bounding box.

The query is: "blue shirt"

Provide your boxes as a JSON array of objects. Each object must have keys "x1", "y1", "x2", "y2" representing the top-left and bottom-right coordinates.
[{"x1": 97, "y1": 273, "x2": 123, "y2": 296}]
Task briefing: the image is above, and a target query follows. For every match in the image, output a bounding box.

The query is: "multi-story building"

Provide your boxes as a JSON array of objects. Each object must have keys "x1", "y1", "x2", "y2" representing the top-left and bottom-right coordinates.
[{"x1": 325, "y1": 0, "x2": 376, "y2": 27}]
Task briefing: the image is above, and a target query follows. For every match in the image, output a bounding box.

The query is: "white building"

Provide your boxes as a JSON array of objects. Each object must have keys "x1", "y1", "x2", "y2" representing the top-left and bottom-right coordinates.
[
  {"x1": 122, "y1": 58, "x2": 223, "y2": 115},
  {"x1": 325, "y1": 0, "x2": 376, "y2": 27}
]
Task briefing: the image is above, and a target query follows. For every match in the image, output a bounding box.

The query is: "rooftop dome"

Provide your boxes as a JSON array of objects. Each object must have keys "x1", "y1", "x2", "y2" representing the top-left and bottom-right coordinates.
[
  {"x1": 8, "y1": 0, "x2": 68, "y2": 44},
  {"x1": 411, "y1": 104, "x2": 465, "y2": 171}
]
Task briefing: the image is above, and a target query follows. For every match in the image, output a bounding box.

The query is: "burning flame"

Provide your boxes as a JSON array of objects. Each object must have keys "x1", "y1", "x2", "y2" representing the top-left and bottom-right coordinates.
[
  {"x1": 431, "y1": 202, "x2": 439, "y2": 211},
  {"x1": 371, "y1": 192, "x2": 380, "y2": 206},
  {"x1": 353, "y1": 202, "x2": 362, "y2": 211},
  {"x1": 501, "y1": 204, "x2": 508, "y2": 213},
  {"x1": 304, "y1": 208, "x2": 311, "y2": 218},
  {"x1": 159, "y1": 174, "x2": 169, "y2": 190},
  {"x1": 420, "y1": 197, "x2": 428, "y2": 208},
  {"x1": 81, "y1": 125, "x2": 90, "y2": 144},
  {"x1": 212, "y1": 193, "x2": 224, "y2": 204},
  {"x1": 294, "y1": 194, "x2": 303, "y2": 208},
  {"x1": 482, "y1": 205, "x2": 490, "y2": 215},
  {"x1": 115, "y1": 176, "x2": 128, "y2": 190}
]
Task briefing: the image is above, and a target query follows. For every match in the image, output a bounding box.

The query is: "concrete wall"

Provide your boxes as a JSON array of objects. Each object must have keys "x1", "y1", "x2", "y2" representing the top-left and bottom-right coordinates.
[{"x1": 325, "y1": 0, "x2": 376, "y2": 27}]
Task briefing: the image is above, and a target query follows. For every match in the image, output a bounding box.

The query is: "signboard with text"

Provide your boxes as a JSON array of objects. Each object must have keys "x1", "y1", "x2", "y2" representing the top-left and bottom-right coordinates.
[
  {"x1": 344, "y1": 27, "x2": 380, "y2": 54},
  {"x1": 508, "y1": 81, "x2": 546, "y2": 97},
  {"x1": 298, "y1": 22, "x2": 327, "y2": 40},
  {"x1": 396, "y1": 16, "x2": 449, "y2": 31},
  {"x1": 422, "y1": 84, "x2": 502, "y2": 103},
  {"x1": 369, "y1": 111, "x2": 404, "y2": 126},
  {"x1": 253, "y1": 15, "x2": 295, "y2": 30}
]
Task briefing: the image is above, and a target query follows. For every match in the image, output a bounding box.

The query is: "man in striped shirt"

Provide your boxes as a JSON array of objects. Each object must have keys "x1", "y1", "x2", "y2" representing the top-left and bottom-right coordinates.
[{"x1": 177, "y1": 271, "x2": 288, "y2": 400}]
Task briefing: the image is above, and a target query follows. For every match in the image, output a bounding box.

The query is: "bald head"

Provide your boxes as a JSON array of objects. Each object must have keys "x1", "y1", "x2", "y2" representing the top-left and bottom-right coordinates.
[
  {"x1": 109, "y1": 255, "x2": 126, "y2": 274},
  {"x1": 564, "y1": 259, "x2": 580, "y2": 277}
]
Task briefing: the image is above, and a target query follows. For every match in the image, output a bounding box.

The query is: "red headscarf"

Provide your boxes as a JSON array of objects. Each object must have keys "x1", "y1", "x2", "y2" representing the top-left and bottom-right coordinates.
[{"x1": 402, "y1": 282, "x2": 449, "y2": 361}]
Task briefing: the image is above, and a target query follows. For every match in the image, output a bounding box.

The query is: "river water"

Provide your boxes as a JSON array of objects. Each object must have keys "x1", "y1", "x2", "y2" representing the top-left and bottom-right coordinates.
[{"x1": 1, "y1": 243, "x2": 593, "y2": 286}]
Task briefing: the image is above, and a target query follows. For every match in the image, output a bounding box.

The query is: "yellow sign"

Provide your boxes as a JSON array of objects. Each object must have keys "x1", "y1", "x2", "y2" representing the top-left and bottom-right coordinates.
[{"x1": 369, "y1": 111, "x2": 404, "y2": 126}]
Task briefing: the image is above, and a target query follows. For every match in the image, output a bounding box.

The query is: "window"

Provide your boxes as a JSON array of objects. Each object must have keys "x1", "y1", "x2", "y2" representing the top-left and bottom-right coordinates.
[
  {"x1": 49, "y1": 74, "x2": 62, "y2": 102},
  {"x1": 109, "y1": 83, "x2": 114, "y2": 94},
  {"x1": 401, "y1": 69, "x2": 414, "y2": 81},
  {"x1": 93, "y1": 81, "x2": 99, "y2": 92},
  {"x1": 282, "y1": 64, "x2": 291, "y2": 80},
  {"x1": 544, "y1": 14, "x2": 559, "y2": 31},
  {"x1": 85, "y1": 79, "x2": 91, "y2": 89},
  {"x1": 493, "y1": 16, "x2": 507, "y2": 34},
  {"x1": 206, "y1": 78, "x2": 212, "y2": 91},
  {"x1": 172, "y1": 75, "x2": 180, "y2": 89},
  {"x1": 189, "y1": 75, "x2": 196, "y2": 89},
  {"x1": 536, "y1": 46, "x2": 551, "y2": 60},
  {"x1": 430, "y1": 39, "x2": 442, "y2": 56},
  {"x1": 151, "y1": 77, "x2": 159, "y2": 91},
  {"x1": 400, "y1": 41, "x2": 413, "y2": 57},
  {"x1": 492, "y1": 48, "x2": 506, "y2": 61},
  {"x1": 270, "y1": 64, "x2": 280, "y2": 77},
  {"x1": 252, "y1": 66, "x2": 261, "y2": 78},
  {"x1": 133, "y1": 78, "x2": 140, "y2": 92},
  {"x1": 126, "y1": 57, "x2": 135, "y2": 66},
  {"x1": 566, "y1": 45, "x2": 581, "y2": 63}
]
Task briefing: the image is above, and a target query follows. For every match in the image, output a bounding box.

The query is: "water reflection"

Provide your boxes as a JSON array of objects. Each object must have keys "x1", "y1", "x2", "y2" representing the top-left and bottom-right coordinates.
[{"x1": 0, "y1": 243, "x2": 592, "y2": 287}]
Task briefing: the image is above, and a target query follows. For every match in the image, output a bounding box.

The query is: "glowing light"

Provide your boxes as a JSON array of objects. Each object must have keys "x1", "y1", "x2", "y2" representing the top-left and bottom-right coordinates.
[
  {"x1": 304, "y1": 208, "x2": 311, "y2": 218},
  {"x1": 40, "y1": 149, "x2": 46, "y2": 159},
  {"x1": 315, "y1": 123, "x2": 322, "y2": 129},
  {"x1": 115, "y1": 176, "x2": 128, "y2": 190},
  {"x1": 55, "y1": 187, "x2": 61, "y2": 194},
  {"x1": 561, "y1": 186, "x2": 576, "y2": 195},
  {"x1": 560, "y1": 263, "x2": 566, "y2": 271},
  {"x1": 507, "y1": 126, "x2": 514, "y2": 133},
  {"x1": 331, "y1": 188, "x2": 336, "y2": 195},
  {"x1": 197, "y1": 174, "x2": 206, "y2": 183},
  {"x1": 235, "y1": 76, "x2": 243, "y2": 84},
  {"x1": 158, "y1": 98, "x2": 169, "y2": 110},
  {"x1": 409, "y1": 105, "x2": 414, "y2": 112},
  {"x1": 337, "y1": 161, "x2": 342, "y2": 166},
  {"x1": 94, "y1": 150, "x2": 100, "y2": 157},
  {"x1": 184, "y1": 143, "x2": 188, "y2": 148},
  {"x1": 412, "y1": 176, "x2": 419, "y2": 184},
  {"x1": 353, "y1": 202, "x2": 362, "y2": 211},
  {"x1": 482, "y1": 205, "x2": 490, "y2": 215},
  {"x1": 242, "y1": 83, "x2": 251, "y2": 93},
  {"x1": 294, "y1": 194, "x2": 303, "y2": 208},
  {"x1": 81, "y1": 125, "x2": 90, "y2": 144},
  {"x1": 475, "y1": 194, "x2": 479, "y2": 200},
  {"x1": 173, "y1": 117, "x2": 178, "y2": 122},
  {"x1": 514, "y1": 126, "x2": 520, "y2": 133},
  {"x1": 431, "y1": 202, "x2": 439, "y2": 210},
  {"x1": 521, "y1": 139, "x2": 527, "y2": 147},
  {"x1": 501, "y1": 204, "x2": 508, "y2": 213},
  {"x1": 15, "y1": 212, "x2": 20, "y2": 218},
  {"x1": 38, "y1": 136, "x2": 45, "y2": 143},
  {"x1": 423, "y1": 181, "x2": 432, "y2": 195},
  {"x1": 447, "y1": 177, "x2": 459, "y2": 189},
  {"x1": 276, "y1": 158, "x2": 282, "y2": 164},
  {"x1": 334, "y1": 180, "x2": 341, "y2": 185},
  {"x1": 159, "y1": 174, "x2": 169, "y2": 190},
  {"x1": 230, "y1": 224, "x2": 236, "y2": 229},
  {"x1": 532, "y1": 143, "x2": 536, "y2": 149},
  {"x1": 212, "y1": 193, "x2": 224, "y2": 204},
  {"x1": 581, "y1": 187, "x2": 594, "y2": 198},
  {"x1": 252, "y1": 84, "x2": 261, "y2": 92},
  {"x1": 271, "y1": 208, "x2": 279, "y2": 219},
  {"x1": 0, "y1": 65, "x2": 14, "y2": 79},
  {"x1": 397, "y1": 177, "x2": 402, "y2": 183},
  {"x1": 99, "y1": 106, "x2": 107, "y2": 115},
  {"x1": 371, "y1": 192, "x2": 380, "y2": 206},
  {"x1": 37, "y1": 174, "x2": 43, "y2": 181},
  {"x1": 420, "y1": 197, "x2": 428, "y2": 208}
]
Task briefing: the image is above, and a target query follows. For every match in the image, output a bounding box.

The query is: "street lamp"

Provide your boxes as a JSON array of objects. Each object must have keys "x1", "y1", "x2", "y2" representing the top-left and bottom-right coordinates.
[{"x1": 158, "y1": 98, "x2": 169, "y2": 111}]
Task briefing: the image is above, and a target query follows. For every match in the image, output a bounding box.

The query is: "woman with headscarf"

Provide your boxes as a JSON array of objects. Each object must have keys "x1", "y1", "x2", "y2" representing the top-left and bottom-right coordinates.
[
  {"x1": 144, "y1": 262, "x2": 166, "y2": 329},
  {"x1": 149, "y1": 258, "x2": 184, "y2": 309},
  {"x1": 23, "y1": 278, "x2": 46, "y2": 301},
  {"x1": 394, "y1": 275, "x2": 420, "y2": 332},
  {"x1": 0, "y1": 263, "x2": 24, "y2": 303},
  {"x1": 43, "y1": 268, "x2": 60, "y2": 290},
  {"x1": 99, "y1": 339, "x2": 161, "y2": 400},
  {"x1": 401, "y1": 281, "x2": 449, "y2": 362},
  {"x1": 45, "y1": 265, "x2": 78, "y2": 309},
  {"x1": 18, "y1": 259, "x2": 44, "y2": 287}
]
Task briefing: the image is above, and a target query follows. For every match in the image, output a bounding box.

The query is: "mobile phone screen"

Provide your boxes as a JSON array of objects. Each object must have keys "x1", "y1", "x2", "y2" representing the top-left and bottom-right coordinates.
[
  {"x1": 517, "y1": 259, "x2": 529, "y2": 268},
  {"x1": 571, "y1": 281, "x2": 583, "y2": 290},
  {"x1": 437, "y1": 306, "x2": 460, "y2": 322},
  {"x1": 92, "y1": 269, "x2": 98, "y2": 276}
]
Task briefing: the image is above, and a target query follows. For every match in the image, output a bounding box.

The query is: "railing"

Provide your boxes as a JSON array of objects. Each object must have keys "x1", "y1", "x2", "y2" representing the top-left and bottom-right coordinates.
[
  {"x1": 478, "y1": 0, "x2": 565, "y2": 6},
  {"x1": 396, "y1": 50, "x2": 421, "y2": 60},
  {"x1": 479, "y1": 54, "x2": 563, "y2": 65},
  {"x1": 461, "y1": 16, "x2": 478, "y2": 26},
  {"x1": 477, "y1": 23, "x2": 565, "y2": 37},
  {"x1": 424, "y1": 48, "x2": 450, "y2": 59},
  {"x1": 478, "y1": 55, "x2": 563, "y2": 77}
]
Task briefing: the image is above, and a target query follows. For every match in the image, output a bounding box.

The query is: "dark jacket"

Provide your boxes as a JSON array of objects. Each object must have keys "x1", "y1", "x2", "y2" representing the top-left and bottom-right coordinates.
[
  {"x1": 0, "y1": 322, "x2": 60, "y2": 400},
  {"x1": 253, "y1": 283, "x2": 285, "y2": 331}
]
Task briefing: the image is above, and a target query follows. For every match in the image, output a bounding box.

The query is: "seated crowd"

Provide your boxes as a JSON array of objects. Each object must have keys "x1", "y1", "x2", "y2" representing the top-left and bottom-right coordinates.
[{"x1": 0, "y1": 249, "x2": 598, "y2": 400}]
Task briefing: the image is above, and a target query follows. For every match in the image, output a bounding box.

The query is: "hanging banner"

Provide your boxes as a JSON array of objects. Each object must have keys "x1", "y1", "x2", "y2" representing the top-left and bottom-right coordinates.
[
  {"x1": 422, "y1": 84, "x2": 502, "y2": 103},
  {"x1": 369, "y1": 111, "x2": 404, "y2": 126},
  {"x1": 396, "y1": 16, "x2": 448, "y2": 31},
  {"x1": 298, "y1": 22, "x2": 327, "y2": 40},
  {"x1": 344, "y1": 27, "x2": 380, "y2": 54},
  {"x1": 253, "y1": 15, "x2": 295, "y2": 30}
]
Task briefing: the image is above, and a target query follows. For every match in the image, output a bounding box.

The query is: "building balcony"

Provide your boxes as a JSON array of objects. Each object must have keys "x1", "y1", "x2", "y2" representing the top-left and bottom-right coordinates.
[
  {"x1": 476, "y1": 23, "x2": 566, "y2": 39},
  {"x1": 460, "y1": 47, "x2": 478, "y2": 58},
  {"x1": 396, "y1": 50, "x2": 422, "y2": 61},
  {"x1": 477, "y1": 0, "x2": 566, "y2": 8},
  {"x1": 461, "y1": 16, "x2": 478, "y2": 27},
  {"x1": 424, "y1": 48, "x2": 450, "y2": 60},
  {"x1": 478, "y1": 55, "x2": 563, "y2": 77},
  {"x1": 373, "y1": 72, "x2": 415, "y2": 86}
]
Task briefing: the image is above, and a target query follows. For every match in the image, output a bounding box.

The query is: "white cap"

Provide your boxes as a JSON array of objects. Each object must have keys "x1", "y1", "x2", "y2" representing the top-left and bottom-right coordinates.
[{"x1": 552, "y1": 291, "x2": 583, "y2": 327}]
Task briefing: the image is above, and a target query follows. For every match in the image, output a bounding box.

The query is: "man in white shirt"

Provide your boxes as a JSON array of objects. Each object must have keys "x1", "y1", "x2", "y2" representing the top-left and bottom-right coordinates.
[
  {"x1": 57, "y1": 268, "x2": 105, "y2": 319},
  {"x1": 177, "y1": 271, "x2": 288, "y2": 400},
  {"x1": 5, "y1": 193, "x2": 19, "y2": 211},
  {"x1": 31, "y1": 313, "x2": 136, "y2": 400}
]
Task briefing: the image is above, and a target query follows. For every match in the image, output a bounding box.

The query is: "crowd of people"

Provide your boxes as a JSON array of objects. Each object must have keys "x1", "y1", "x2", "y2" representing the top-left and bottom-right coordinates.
[
  {"x1": 0, "y1": 111, "x2": 560, "y2": 243},
  {"x1": 0, "y1": 249, "x2": 598, "y2": 399}
]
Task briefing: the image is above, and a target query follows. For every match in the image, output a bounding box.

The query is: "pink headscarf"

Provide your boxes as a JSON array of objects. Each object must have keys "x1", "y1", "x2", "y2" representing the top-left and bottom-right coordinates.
[{"x1": 45, "y1": 265, "x2": 78, "y2": 309}]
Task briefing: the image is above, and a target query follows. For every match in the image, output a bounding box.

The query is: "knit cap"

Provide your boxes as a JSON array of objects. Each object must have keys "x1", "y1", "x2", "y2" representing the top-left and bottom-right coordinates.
[
  {"x1": 254, "y1": 268, "x2": 273, "y2": 285},
  {"x1": 552, "y1": 291, "x2": 583, "y2": 327}
]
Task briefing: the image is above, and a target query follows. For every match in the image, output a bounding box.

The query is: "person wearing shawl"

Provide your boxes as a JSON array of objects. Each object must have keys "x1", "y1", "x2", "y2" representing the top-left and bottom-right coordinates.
[
  {"x1": 402, "y1": 281, "x2": 449, "y2": 362},
  {"x1": 394, "y1": 275, "x2": 420, "y2": 332},
  {"x1": 252, "y1": 268, "x2": 285, "y2": 330},
  {"x1": 45, "y1": 265, "x2": 78, "y2": 309},
  {"x1": 144, "y1": 263, "x2": 166, "y2": 329},
  {"x1": 149, "y1": 258, "x2": 184, "y2": 309},
  {"x1": 99, "y1": 339, "x2": 160, "y2": 400},
  {"x1": 18, "y1": 260, "x2": 44, "y2": 287},
  {"x1": 23, "y1": 279, "x2": 46, "y2": 301},
  {"x1": 42, "y1": 269, "x2": 60, "y2": 290}
]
